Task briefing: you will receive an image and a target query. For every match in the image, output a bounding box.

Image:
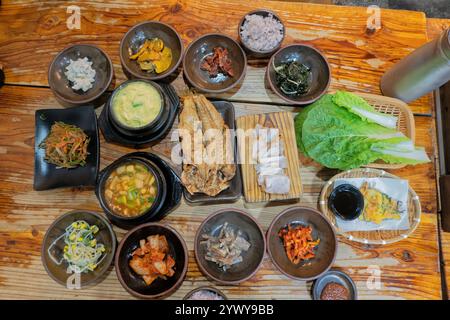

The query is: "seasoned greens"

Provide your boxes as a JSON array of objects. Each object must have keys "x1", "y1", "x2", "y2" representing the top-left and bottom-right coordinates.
[
  {"x1": 274, "y1": 60, "x2": 311, "y2": 96},
  {"x1": 294, "y1": 91, "x2": 430, "y2": 170}
]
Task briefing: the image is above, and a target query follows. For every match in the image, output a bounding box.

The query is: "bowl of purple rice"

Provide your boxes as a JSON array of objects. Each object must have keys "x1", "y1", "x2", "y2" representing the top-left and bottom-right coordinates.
[
  {"x1": 183, "y1": 286, "x2": 227, "y2": 300},
  {"x1": 238, "y1": 9, "x2": 285, "y2": 58}
]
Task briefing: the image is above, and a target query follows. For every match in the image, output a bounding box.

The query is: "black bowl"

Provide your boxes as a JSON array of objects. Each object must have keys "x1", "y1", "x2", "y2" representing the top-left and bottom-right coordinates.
[
  {"x1": 183, "y1": 33, "x2": 247, "y2": 93},
  {"x1": 107, "y1": 79, "x2": 169, "y2": 136},
  {"x1": 120, "y1": 21, "x2": 183, "y2": 81},
  {"x1": 48, "y1": 44, "x2": 113, "y2": 106},
  {"x1": 328, "y1": 184, "x2": 364, "y2": 221},
  {"x1": 41, "y1": 211, "x2": 116, "y2": 288},
  {"x1": 194, "y1": 209, "x2": 266, "y2": 285},
  {"x1": 183, "y1": 286, "x2": 227, "y2": 300},
  {"x1": 267, "y1": 44, "x2": 331, "y2": 105},
  {"x1": 96, "y1": 157, "x2": 167, "y2": 229},
  {"x1": 238, "y1": 9, "x2": 285, "y2": 58},
  {"x1": 115, "y1": 223, "x2": 188, "y2": 299},
  {"x1": 267, "y1": 206, "x2": 337, "y2": 281},
  {"x1": 312, "y1": 269, "x2": 357, "y2": 300}
]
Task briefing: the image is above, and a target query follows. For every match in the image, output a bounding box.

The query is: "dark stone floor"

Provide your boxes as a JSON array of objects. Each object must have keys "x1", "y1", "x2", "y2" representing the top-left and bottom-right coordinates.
[{"x1": 333, "y1": 0, "x2": 450, "y2": 18}]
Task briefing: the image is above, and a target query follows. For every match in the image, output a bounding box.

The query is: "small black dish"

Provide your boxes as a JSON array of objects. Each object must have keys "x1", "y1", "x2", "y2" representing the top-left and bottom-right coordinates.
[
  {"x1": 312, "y1": 269, "x2": 357, "y2": 300},
  {"x1": 115, "y1": 223, "x2": 188, "y2": 299},
  {"x1": 98, "y1": 82, "x2": 180, "y2": 148},
  {"x1": 95, "y1": 152, "x2": 182, "y2": 229},
  {"x1": 183, "y1": 101, "x2": 242, "y2": 205},
  {"x1": 34, "y1": 105, "x2": 100, "y2": 191},
  {"x1": 328, "y1": 183, "x2": 364, "y2": 221},
  {"x1": 41, "y1": 211, "x2": 117, "y2": 288}
]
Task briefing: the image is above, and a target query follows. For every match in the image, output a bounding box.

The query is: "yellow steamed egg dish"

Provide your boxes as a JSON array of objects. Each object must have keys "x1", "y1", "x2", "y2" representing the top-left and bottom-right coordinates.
[{"x1": 112, "y1": 81, "x2": 162, "y2": 128}]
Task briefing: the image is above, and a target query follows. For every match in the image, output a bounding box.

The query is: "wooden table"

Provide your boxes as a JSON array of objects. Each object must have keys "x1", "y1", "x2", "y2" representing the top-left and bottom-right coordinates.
[{"x1": 0, "y1": 0, "x2": 443, "y2": 299}]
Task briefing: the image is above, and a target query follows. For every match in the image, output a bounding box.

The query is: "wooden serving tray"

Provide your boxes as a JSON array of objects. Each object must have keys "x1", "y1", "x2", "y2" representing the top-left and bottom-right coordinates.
[
  {"x1": 355, "y1": 92, "x2": 416, "y2": 170},
  {"x1": 236, "y1": 112, "x2": 302, "y2": 203},
  {"x1": 319, "y1": 168, "x2": 421, "y2": 245}
]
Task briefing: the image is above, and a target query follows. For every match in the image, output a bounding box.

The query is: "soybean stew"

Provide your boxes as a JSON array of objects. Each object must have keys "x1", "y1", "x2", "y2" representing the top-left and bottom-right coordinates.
[{"x1": 104, "y1": 162, "x2": 158, "y2": 217}]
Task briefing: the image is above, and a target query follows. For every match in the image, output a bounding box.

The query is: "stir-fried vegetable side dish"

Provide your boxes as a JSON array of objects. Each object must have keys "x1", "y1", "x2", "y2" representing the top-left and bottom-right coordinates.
[
  {"x1": 279, "y1": 224, "x2": 320, "y2": 264},
  {"x1": 39, "y1": 121, "x2": 90, "y2": 169},
  {"x1": 129, "y1": 235, "x2": 175, "y2": 285},
  {"x1": 48, "y1": 220, "x2": 106, "y2": 273},
  {"x1": 129, "y1": 38, "x2": 173, "y2": 74},
  {"x1": 104, "y1": 162, "x2": 158, "y2": 217},
  {"x1": 274, "y1": 60, "x2": 311, "y2": 96}
]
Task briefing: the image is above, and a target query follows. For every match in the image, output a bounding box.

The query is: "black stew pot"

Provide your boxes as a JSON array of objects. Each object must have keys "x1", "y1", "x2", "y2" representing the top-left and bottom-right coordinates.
[
  {"x1": 96, "y1": 156, "x2": 167, "y2": 229},
  {"x1": 107, "y1": 79, "x2": 170, "y2": 137}
]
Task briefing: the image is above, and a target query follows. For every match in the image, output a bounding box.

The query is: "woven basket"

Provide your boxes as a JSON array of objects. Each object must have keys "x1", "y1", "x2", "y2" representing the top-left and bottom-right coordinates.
[
  {"x1": 319, "y1": 168, "x2": 421, "y2": 245},
  {"x1": 353, "y1": 92, "x2": 415, "y2": 170}
]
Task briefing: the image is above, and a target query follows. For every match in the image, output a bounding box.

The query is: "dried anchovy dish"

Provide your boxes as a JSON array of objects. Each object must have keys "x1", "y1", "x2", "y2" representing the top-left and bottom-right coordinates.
[{"x1": 201, "y1": 222, "x2": 251, "y2": 271}]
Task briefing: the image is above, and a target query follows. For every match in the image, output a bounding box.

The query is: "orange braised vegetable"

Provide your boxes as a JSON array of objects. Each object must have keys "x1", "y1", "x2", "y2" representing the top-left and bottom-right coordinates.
[
  {"x1": 39, "y1": 121, "x2": 90, "y2": 169},
  {"x1": 104, "y1": 162, "x2": 158, "y2": 217},
  {"x1": 278, "y1": 225, "x2": 320, "y2": 264},
  {"x1": 129, "y1": 235, "x2": 175, "y2": 285}
]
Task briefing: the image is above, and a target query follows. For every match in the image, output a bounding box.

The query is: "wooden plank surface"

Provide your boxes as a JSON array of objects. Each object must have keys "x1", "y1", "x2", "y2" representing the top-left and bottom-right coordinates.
[
  {"x1": 0, "y1": 0, "x2": 433, "y2": 114},
  {"x1": 0, "y1": 85, "x2": 441, "y2": 299},
  {"x1": 0, "y1": 0, "x2": 442, "y2": 300}
]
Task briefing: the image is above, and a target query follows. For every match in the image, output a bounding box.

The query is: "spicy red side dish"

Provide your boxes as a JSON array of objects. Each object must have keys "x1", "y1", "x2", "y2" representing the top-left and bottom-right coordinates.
[
  {"x1": 129, "y1": 235, "x2": 175, "y2": 285},
  {"x1": 278, "y1": 225, "x2": 320, "y2": 264},
  {"x1": 201, "y1": 46, "x2": 234, "y2": 78}
]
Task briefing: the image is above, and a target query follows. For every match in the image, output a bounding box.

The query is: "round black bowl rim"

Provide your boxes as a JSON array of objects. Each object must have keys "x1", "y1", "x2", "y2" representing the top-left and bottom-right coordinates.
[
  {"x1": 194, "y1": 208, "x2": 266, "y2": 285},
  {"x1": 48, "y1": 44, "x2": 113, "y2": 105},
  {"x1": 108, "y1": 79, "x2": 166, "y2": 132},
  {"x1": 96, "y1": 156, "x2": 166, "y2": 221},
  {"x1": 183, "y1": 286, "x2": 228, "y2": 300},
  {"x1": 182, "y1": 33, "x2": 247, "y2": 94},
  {"x1": 41, "y1": 210, "x2": 117, "y2": 287},
  {"x1": 266, "y1": 206, "x2": 337, "y2": 281},
  {"x1": 266, "y1": 43, "x2": 331, "y2": 105},
  {"x1": 238, "y1": 9, "x2": 285, "y2": 55},
  {"x1": 328, "y1": 183, "x2": 365, "y2": 221},
  {"x1": 119, "y1": 20, "x2": 184, "y2": 81},
  {"x1": 312, "y1": 269, "x2": 358, "y2": 300},
  {"x1": 114, "y1": 222, "x2": 189, "y2": 299}
]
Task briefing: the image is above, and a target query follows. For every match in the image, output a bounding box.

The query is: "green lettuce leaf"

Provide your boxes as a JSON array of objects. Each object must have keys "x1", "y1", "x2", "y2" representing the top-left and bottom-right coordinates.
[
  {"x1": 332, "y1": 91, "x2": 398, "y2": 129},
  {"x1": 295, "y1": 93, "x2": 430, "y2": 170}
]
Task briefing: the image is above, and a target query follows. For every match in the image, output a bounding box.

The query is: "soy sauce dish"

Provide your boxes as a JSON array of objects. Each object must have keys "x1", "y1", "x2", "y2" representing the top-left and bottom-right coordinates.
[
  {"x1": 96, "y1": 156, "x2": 167, "y2": 229},
  {"x1": 328, "y1": 184, "x2": 364, "y2": 221},
  {"x1": 106, "y1": 79, "x2": 170, "y2": 138}
]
